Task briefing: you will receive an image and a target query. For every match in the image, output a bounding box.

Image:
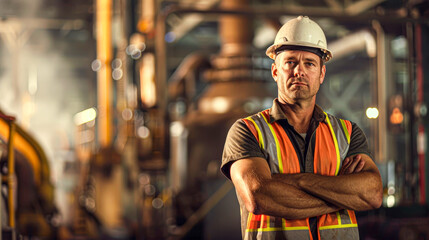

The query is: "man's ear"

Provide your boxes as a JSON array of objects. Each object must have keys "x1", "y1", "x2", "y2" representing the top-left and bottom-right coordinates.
[
  {"x1": 271, "y1": 62, "x2": 278, "y2": 82},
  {"x1": 319, "y1": 65, "x2": 326, "y2": 84}
]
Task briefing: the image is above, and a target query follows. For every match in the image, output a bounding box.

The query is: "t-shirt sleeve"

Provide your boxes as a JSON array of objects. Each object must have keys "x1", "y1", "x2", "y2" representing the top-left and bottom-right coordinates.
[
  {"x1": 221, "y1": 119, "x2": 266, "y2": 180},
  {"x1": 346, "y1": 122, "x2": 373, "y2": 160}
]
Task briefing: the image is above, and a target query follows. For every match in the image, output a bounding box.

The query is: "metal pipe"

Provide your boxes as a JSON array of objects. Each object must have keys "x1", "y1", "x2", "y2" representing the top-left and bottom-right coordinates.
[
  {"x1": 415, "y1": 24, "x2": 426, "y2": 205},
  {"x1": 328, "y1": 29, "x2": 376, "y2": 62},
  {"x1": 6, "y1": 116, "x2": 16, "y2": 240},
  {"x1": 96, "y1": 0, "x2": 113, "y2": 148},
  {"x1": 155, "y1": 2, "x2": 168, "y2": 123},
  {"x1": 372, "y1": 21, "x2": 388, "y2": 164},
  {"x1": 406, "y1": 21, "x2": 417, "y2": 203},
  {"x1": 219, "y1": 0, "x2": 251, "y2": 56}
]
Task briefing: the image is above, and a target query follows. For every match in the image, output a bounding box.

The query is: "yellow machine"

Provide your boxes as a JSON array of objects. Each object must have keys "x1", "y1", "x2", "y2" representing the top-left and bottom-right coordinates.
[{"x1": 0, "y1": 111, "x2": 58, "y2": 239}]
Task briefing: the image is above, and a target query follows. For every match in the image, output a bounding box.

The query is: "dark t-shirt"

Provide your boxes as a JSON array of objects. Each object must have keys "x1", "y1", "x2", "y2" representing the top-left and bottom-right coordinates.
[{"x1": 221, "y1": 99, "x2": 372, "y2": 239}]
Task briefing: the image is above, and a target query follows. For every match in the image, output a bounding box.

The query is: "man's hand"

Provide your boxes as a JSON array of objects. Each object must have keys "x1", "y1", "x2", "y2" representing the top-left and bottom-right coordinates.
[
  {"x1": 299, "y1": 154, "x2": 383, "y2": 210},
  {"x1": 338, "y1": 154, "x2": 365, "y2": 175}
]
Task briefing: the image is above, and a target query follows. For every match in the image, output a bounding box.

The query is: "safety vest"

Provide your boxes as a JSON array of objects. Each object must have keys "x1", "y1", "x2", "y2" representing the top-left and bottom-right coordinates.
[{"x1": 241, "y1": 109, "x2": 359, "y2": 240}]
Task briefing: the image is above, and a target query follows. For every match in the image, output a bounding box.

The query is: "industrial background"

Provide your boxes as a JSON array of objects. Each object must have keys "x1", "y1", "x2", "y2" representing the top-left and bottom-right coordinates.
[{"x1": 0, "y1": 0, "x2": 428, "y2": 239}]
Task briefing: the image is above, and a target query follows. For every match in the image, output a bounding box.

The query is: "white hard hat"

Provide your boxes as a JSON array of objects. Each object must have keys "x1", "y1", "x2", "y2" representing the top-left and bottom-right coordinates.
[{"x1": 266, "y1": 16, "x2": 332, "y2": 62}]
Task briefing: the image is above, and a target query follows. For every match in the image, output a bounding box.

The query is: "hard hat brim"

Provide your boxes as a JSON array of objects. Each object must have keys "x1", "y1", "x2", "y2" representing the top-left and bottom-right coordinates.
[{"x1": 266, "y1": 42, "x2": 333, "y2": 62}]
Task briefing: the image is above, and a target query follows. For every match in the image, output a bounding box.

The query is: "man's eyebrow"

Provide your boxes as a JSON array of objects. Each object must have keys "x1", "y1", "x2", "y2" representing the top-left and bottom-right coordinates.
[
  {"x1": 285, "y1": 56, "x2": 297, "y2": 61},
  {"x1": 304, "y1": 57, "x2": 318, "y2": 63}
]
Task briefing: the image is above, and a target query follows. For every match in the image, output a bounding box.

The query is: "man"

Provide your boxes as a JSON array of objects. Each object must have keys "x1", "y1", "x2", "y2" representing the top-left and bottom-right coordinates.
[{"x1": 221, "y1": 16, "x2": 383, "y2": 240}]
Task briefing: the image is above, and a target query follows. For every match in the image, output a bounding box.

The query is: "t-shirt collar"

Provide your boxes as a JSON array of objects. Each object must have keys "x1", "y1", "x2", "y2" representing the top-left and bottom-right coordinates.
[{"x1": 268, "y1": 98, "x2": 326, "y2": 124}]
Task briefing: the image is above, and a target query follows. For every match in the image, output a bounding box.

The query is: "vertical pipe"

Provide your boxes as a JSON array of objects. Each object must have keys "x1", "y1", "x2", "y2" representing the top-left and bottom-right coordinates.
[
  {"x1": 415, "y1": 24, "x2": 426, "y2": 204},
  {"x1": 7, "y1": 119, "x2": 16, "y2": 240},
  {"x1": 154, "y1": 0, "x2": 167, "y2": 116},
  {"x1": 219, "y1": 0, "x2": 251, "y2": 56},
  {"x1": 154, "y1": 1, "x2": 169, "y2": 161},
  {"x1": 406, "y1": 22, "x2": 417, "y2": 203},
  {"x1": 116, "y1": 0, "x2": 128, "y2": 112},
  {"x1": 372, "y1": 21, "x2": 388, "y2": 163},
  {"x1": 96, "y1": 0, "x2": 113, "y2": 148}
]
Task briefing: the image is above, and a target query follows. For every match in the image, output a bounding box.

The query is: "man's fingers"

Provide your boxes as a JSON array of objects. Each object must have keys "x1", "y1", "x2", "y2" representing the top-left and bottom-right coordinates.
[
  {"x1": 339, "y1": 157, "x2": 351, "y2": 175},
  {"x1": 342, "y1": 157, "x2": 352, "y2": 169},
  {"x1": 343, "y1": 157, "x2": 350, "y2": 166},
  {"x1": 349, "y1": 155, "x2": 364, "y2": 173},
  {"x1": 354, "y1": 154, "x2": 362, "y2": 161},
  {"x1": 354, "y1": 160, "x2": 365, "y2": 172},
  {"x1": 347, "y1": 157, "x2": 361, "y2": 172},
  {"x1": 339, "y1": 155, "x2": 365, "y2": 175}
]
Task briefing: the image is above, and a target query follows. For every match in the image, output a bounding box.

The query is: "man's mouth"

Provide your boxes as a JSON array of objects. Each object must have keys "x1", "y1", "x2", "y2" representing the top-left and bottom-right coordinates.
[{"x1": 291, "y1": 82, "x2": 307, "y2": 86}]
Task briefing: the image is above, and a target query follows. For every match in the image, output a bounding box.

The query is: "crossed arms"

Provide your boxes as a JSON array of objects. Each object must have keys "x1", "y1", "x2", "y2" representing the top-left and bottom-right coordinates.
[{"x1": 230, "y1": 154, "x2": 383, "y2": 220}]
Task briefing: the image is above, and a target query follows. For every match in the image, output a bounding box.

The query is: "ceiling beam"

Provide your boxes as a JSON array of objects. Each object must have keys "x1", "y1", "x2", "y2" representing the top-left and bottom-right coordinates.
[
  {"x1": 168, "y1": 0, "x2": 220, "y2": 43},
  {"x1": 345, "y1": 0, "x2": 387, "y2": 16},
  {"x1": 324, "y1": 0, "x2": 343, "y2": 12}
]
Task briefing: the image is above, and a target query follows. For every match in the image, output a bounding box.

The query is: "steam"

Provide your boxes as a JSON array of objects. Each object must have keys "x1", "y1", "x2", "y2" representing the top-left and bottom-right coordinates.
[{"x1": 0, "y1": 1, "x2": 94, "y2": 225}]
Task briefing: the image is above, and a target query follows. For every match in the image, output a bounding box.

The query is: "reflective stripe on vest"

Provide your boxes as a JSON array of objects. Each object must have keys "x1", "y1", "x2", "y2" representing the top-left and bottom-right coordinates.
[{"x1": 241, "y1": 109, "x2": 358, "y2": 240}]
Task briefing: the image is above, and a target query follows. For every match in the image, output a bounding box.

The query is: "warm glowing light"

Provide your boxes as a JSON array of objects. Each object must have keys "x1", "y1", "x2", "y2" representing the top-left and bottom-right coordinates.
[
  {"x1": 74, "y1": 108, "x2": 97, "y2": 125},
  {"x1": 390, "y1": 107, "x2": 404, "y2": 124},
  {"x1": 140, "y1": 54, "x2": 156, "y2": 107},
  {"x1": 366, "y1": 107, "x2": 379, "y2": 119},
  {"x1": 122, "y1": 108, "x2": 133, "y2": 121},
  {"x1": 137, "y1": 126, "x2": 150, "y2": 139},
  {"x1": 212, "y1": 97, "x2": 230, "y2": 114},
  {"x1": 386, "y1": 195, "x2": 395, "y2": 208},
  {"x1": 170, "y1": 121, "x2": 184, "y2": 137}
]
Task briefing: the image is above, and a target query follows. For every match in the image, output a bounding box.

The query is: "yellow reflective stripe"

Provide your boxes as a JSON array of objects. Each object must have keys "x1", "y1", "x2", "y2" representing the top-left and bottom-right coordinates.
[
  {"x1": 324, "y1": 112, "x2": 341, "y2": 176},
  {"x1": 319, "y1": 223, "x2": 358, "y2": 230},
  {"x1": 340, "y1": 119, "x2": 350, "y2": 144},
  {"x1": 282, "y1": 219, "x2": 309, "y2": 231},
  {"x1": 336, "y1": 211, "x2": 342, "y2": 225},
  {"x1": 259, "y1": 113, "x2": 284, "y2": 173},
  {"x1": 246, "y1": 226, "x2": 309, "y2": 232},
  {"x1": 284, "y1": 226, "x2": 309, "y2": 231},
  {"x1": 246, "y1": 227, "x2": 281, "y2": 232},
  {"x1": 246, "y1": 228, "x2": 276, "y2": 232},
  {"x1": 267, "y1": 215, "x2": 270, "y2": 228},
  {"x1": 246, "y1": 212, "x2": 253, "y2": 230},
  {"x1": 246, "y1": 117, "x2": 264, "y2": 149}
]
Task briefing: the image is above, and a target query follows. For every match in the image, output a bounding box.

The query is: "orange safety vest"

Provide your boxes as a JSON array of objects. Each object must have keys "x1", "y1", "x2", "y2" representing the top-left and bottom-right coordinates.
[{"x1": 241, "y1": 109, "x2": 359, "y2": 240}]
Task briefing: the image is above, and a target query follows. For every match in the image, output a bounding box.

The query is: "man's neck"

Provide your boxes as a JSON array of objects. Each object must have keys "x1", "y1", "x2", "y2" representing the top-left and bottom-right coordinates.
[{"x1": 278, "y1": 99, "x2": 315, "y2": 134}]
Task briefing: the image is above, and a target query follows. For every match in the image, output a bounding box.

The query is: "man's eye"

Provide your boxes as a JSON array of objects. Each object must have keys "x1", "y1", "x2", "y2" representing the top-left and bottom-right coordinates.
[{"x1": 306, "y1": 62, "x2": 315, "y2": 66}]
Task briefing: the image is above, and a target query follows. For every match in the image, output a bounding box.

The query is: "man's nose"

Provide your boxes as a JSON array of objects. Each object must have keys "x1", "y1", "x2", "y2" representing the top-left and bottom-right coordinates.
[{"x1": 293, "y1": 63, "x2": 305, "y2": 77}]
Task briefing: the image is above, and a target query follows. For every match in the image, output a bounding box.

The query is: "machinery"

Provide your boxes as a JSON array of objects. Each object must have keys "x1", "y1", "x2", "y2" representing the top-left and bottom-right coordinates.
[{"x1": 0, "y1": 112, "x2": 59, "y2": 239}]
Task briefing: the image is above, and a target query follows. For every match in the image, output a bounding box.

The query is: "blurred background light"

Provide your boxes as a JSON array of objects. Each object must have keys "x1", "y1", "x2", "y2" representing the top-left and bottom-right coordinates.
[
  {"x1": 366, "y1": 107, "x2": 379, "y2": 119},
  {"x1": 74, "y1": 108, "x2": 97, "y2": 125}
]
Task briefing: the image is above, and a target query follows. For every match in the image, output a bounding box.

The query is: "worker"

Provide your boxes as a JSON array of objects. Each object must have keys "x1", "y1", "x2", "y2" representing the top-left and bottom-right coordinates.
[{"x1": 221, "y1": 16, "x2": 383, "y2": 240}]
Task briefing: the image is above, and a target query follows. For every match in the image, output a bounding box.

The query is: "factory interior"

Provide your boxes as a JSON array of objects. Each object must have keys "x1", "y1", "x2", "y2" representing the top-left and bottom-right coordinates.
[{"x1": 0, "y1": 0, "x2": 429, "y2": 239}]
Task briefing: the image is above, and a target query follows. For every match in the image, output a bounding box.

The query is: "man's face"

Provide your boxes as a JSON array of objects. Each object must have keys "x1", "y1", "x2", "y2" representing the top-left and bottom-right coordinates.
[{"x1": 271, "y1": 50, "x2": 326, "y2": 105}]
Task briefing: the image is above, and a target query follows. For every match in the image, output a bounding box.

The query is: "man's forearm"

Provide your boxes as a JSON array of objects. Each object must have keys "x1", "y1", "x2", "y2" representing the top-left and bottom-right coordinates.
[
  {"x1": 296, "y1": 170, "x2": 382, "y2": 211},
  {"x1": 230, "y1": 156, "x2": 382, "y2": 220},
  {"x1": 251, "y1": 180, "x2": 338, "y2": 219},
  {"x1": 255, "y1": 175, "x2": 340, "y2": 219},
  {"x1": 301, "y1": 154, "x2": 383, "y2": 211},
  {"x1": 272, "y1": 168, "x2": 382, "y2": 210},
  {"x1": 271, "y1": 154, "x2": 382, "y2": 211},
  {"x1": 231, "y1": 157, "x2": 341, "y2": 220}
]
